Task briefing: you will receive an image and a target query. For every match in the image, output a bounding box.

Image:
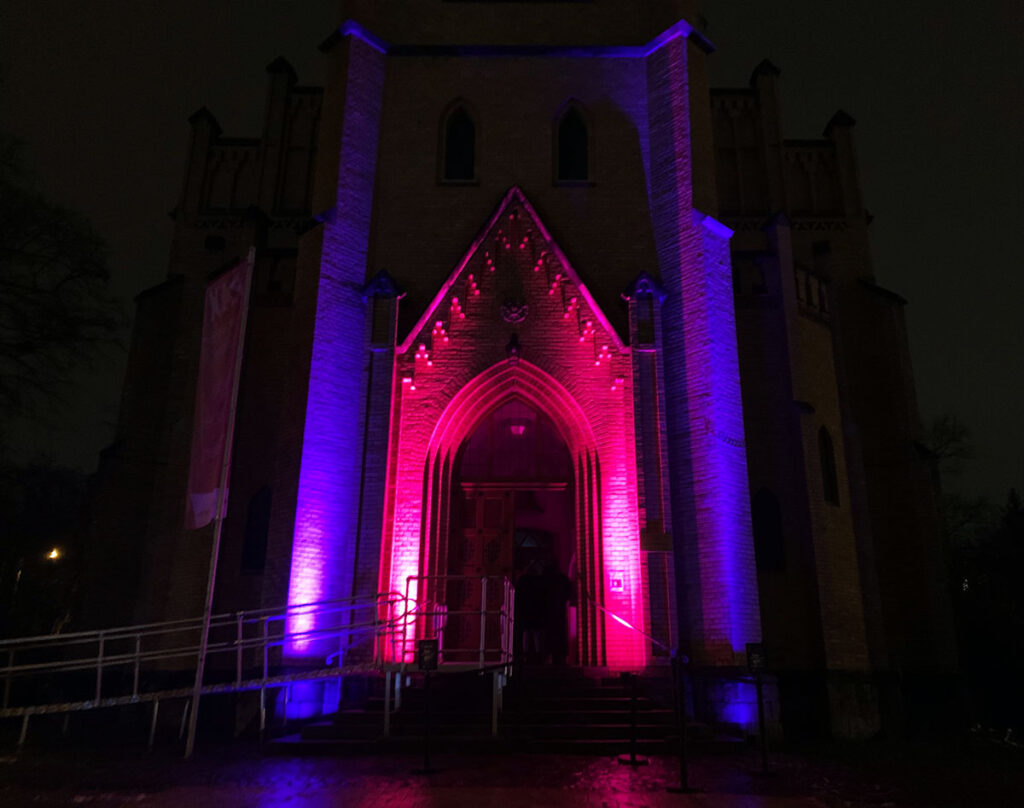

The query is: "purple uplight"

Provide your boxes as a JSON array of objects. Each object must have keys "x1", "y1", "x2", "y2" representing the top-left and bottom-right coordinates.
[{"x1": 285, "y1": 32, "x2": 385, "y2": 659}]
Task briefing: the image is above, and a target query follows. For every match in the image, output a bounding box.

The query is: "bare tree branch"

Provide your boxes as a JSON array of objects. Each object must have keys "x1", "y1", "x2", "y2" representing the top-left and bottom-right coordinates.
[{"x1": 0, "y1": 131, "x2": 125, "y2": 424}]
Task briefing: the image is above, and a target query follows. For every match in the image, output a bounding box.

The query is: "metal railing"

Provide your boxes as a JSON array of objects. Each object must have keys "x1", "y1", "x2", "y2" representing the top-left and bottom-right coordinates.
[
  {"x1": 391, "y1": 575, "x2": 515, "y2": 671},
  {"x1": 1, "y1": 593, "x2": 404, "y2": 700},
  {"x1": 0, "y1": 576, "x2": 517, "y2": 749},
  {"x1": 379, "y1": 575, "x2": 515, "y2": 739},
  {"x1": 575, "y1": 578, "x2": 674, "y2": 658},
  {"x1": 0, "y1": 591, "x2": 412, "y2": 748}
]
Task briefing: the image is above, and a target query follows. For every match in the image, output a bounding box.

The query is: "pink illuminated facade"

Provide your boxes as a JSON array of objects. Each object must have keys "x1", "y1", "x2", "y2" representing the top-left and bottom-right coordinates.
[
  {"x1": 268, "y1": 6, "x2": 768, "y2": 682},
  {"x1": 90, "y1": 0, "x2": 959, "y2": 739},
  {"x1": 381, "y1": 190, "x2": 648, "y2": 668}
]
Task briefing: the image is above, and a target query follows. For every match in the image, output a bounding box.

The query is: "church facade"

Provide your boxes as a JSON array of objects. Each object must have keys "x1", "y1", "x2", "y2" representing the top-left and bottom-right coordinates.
[{"x1": 83, "y1": 0, "x2": 957, "y2": 737}]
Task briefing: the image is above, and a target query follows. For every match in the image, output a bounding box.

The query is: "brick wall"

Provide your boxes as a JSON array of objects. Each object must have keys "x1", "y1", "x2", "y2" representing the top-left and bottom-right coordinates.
[
  {"x1": 92, "y1": 6, "x2": 955, "y2": 731},
  {"x1": 381, "y1": 190, "x2": 645, "y2": 669},
  {"x1": 646, "y1": 35, "x2": 762, "y2": 668},
  {"x1": 281, "y1": 34, "x2": 386, "y2": 660},
  {"x1": 80, "y1": 277, "x2": 184, "y2": 629}
]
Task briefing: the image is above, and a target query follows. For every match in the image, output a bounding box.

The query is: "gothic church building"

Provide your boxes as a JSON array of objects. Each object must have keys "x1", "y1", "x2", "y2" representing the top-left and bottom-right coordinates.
[{"x1": 84, "y1": 0, "x2": 957, "y2": 737}]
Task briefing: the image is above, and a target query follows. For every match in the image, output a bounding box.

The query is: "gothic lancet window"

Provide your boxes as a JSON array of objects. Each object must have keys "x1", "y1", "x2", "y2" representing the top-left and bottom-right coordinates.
[
  {"x1": 819, "y1": 426, "x2": 840, "y2": 505},
  {"x1": 752, "y1": 487, "x2": 785, "y2": 571},
  {"x1": 442, "y1": 104, "x2": 476, "y2": 182},
  {"x1": 556, "y1": 105, "x2": 589, "y2": 182},
  {"x1": 241, "y1": 485, "x2": 272, "y2": 573}
]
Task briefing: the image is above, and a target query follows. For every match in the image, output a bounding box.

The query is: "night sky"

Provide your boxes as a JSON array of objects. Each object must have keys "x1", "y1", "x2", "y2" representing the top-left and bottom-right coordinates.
[{"x1": 1, "y1": 1, "x2": 1020, "y2": 501}]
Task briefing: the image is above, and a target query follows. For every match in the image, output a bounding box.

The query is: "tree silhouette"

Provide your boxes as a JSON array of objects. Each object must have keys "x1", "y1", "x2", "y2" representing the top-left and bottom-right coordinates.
[
  {"x1": 925, "y1": 413, "x2": 974, "y2": 486},
  {"x1": 0, "y1": 132, "x2": 122, "y2": 423},
  {"x1": 952, "y1": 490, "x2": 1024, "y2": 729}
]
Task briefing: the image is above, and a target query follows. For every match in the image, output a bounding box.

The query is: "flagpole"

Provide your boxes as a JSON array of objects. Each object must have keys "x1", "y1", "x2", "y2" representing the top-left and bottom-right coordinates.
[{"x1": 185, "y1": 247, "x2": 255, "y2": 759}]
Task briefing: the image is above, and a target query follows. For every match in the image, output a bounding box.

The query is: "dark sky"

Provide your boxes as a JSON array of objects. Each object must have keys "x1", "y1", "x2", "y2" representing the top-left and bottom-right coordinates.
[{"x1": 1, "y1": 1, "x2": 1021, "y2": 500}]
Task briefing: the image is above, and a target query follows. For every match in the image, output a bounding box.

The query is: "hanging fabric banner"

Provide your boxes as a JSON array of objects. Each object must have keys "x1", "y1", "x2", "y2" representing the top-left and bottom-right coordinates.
[{"x1": 184, "y1": 254, "x2": 253, "y2": 530}]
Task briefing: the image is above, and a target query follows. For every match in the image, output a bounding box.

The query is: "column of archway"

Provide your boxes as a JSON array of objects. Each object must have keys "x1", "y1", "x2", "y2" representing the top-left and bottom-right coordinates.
[
  {"x1": 418, "y1": 450, "x2": 456, "y2": 619},
  {"x1": 573, "y1": 448, "x2": 605, "y2": 666},
  {"x1": 575, "y1": 453, "x2": 593, "y2": 664}
]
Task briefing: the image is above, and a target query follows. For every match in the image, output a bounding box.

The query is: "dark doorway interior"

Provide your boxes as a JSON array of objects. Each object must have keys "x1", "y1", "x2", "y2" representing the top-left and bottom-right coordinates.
[{"x1": 446, "y1": 399, "x2": 576, "y2": 663}]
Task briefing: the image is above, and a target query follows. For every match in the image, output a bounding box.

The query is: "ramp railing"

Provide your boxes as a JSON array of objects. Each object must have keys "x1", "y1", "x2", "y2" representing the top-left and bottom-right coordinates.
[
  {"x1": 1, "y1": 578, "x2": 518, "y2": 749},
  {"x1": 0, "y1": 591, "x2": 410, "y2": 748}
]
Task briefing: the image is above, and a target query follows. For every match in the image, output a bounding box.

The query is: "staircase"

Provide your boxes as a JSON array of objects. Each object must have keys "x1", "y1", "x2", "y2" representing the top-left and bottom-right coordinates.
[
  {"x1": 276, "y1": 670, "x2": 496, "y2": 753},
  {"x1": 501, "y1": 667, "x2": 678, "y2": 754},
  {"x1": 272, "y1": 666, "x2": 740, "y2": 756}
]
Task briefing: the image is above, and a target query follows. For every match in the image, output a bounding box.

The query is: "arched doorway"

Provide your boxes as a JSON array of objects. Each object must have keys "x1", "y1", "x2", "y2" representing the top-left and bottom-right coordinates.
[
  {"x1": 401, "y1": 360, "x2": 615, "y2": 667},
  {"x1": 444, "y1": 398, "x2": 577, "y2": 664}
]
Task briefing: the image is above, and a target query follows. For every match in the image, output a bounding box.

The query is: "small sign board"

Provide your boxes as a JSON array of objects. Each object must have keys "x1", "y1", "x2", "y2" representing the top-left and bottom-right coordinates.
[
  {"x1": 417, "y1": 638, "x2": 439, "y2": 671},
  {"x1": 746, "y1": 642, "x2": 766, "y2": 674}
]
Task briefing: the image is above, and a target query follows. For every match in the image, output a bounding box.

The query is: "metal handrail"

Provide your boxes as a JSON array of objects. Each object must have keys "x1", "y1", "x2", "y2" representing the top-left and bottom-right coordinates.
[
  {"x1": 0, "y1": 580, "x2": 512, "y2": 697},
  {"x1": 0, "y1": 591, "x2": 408, "y2": 651},
  {"x1": 1, "y1": 582, "x2": 521, "y2": 751},
  {"x1": 392, "y1": 575, "x2": 515, "y2": 669},
  {"x1": 576, "y1": 577, "x2": 676, "y2": 656},
  {"x1": 1, "y1": 591, "x2": 409, "y2": 710},
  {"x1": 1, "y1": 616, "x2": 389, "y2": 677}
]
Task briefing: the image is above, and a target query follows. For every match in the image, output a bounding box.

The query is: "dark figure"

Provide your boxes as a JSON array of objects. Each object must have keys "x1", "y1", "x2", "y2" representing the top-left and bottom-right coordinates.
[
  {"x1": 516, "y1": 560, "x2": 546, "y2": 664},
  {"x1": 542, "y1": 560, "x2": 575, "y2": 665}
]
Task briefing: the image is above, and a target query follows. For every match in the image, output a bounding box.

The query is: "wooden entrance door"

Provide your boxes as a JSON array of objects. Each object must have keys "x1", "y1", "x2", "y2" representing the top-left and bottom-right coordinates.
[{"x1": 445, "y1": 488, "x2": 513, "y2": 661}]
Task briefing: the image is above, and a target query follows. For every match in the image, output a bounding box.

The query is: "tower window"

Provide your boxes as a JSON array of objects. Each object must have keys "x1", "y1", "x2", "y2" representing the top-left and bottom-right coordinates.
[
  {"x1": 819, "y1": 427, "x2": 840, "y2": 505},
  {"x1": 442, "y1": 105, "x2": 476, "y2": 182},
  {"x1": 241, "y1": 485, "x2": 272, "y2": 573},
  {"x1": 556, "y1": 105, "x2": 589, "y2": 182},
  {"x1": 752, "y1": 487, "x2": 785, "y2": 571}
]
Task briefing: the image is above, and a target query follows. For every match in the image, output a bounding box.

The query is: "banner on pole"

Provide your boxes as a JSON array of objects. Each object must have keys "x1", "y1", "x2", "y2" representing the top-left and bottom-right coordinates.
[{"x1": 184, "y1": 256, "x2": 252, "y2": 530}]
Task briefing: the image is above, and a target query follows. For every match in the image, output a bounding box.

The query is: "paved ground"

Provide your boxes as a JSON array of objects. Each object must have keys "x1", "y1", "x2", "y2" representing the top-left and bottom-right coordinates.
[
  {"x1": 0, "y1": 747, "x2": 820, "y2": 808},
  {"x1": 1, "y1": 734, "x2": 1022, "y2": 807}
]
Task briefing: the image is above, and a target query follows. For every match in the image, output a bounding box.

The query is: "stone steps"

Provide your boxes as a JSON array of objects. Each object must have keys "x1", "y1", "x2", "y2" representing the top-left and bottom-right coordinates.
[{"x1": 268, "y1": 667, "x2": 744, "y2": 756}]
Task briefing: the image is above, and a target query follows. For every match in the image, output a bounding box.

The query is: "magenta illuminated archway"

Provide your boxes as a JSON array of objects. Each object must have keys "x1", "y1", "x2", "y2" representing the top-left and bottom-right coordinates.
[
  {"x1": 381, "y1": 358, "x2": 646, "y2": 669},
  {"x1": 430, "y1": 359, "x2": 595, "y2": 460}
]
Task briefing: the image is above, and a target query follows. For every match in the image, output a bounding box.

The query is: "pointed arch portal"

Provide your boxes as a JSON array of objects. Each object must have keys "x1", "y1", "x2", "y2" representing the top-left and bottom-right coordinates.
[
  {"x1": 284, "y1": 185, "x2": 761, "y2": 685},
  {"x1": 287, "y1": 188, "x2": 658, "y2": 670},
  {"x1": 383, "y1": 359, "x2": 645, "y2": 669},
  {"x1": 427, "y1": 361, "x2": 601, "y2": 666}
]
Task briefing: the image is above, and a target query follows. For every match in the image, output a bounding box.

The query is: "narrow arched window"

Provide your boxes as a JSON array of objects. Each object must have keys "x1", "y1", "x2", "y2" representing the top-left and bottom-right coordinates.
[
  {"x1": 443, "y1": 105, "x2": 476, "y2": 182},
  {"x1": 819, "y1": 427, "x2": 840, "y2": 505},
  {"x1": 752, "y1": 487, "x2": 785, "y2": 571},
  {"x1": 557, "y1": 106, "x2": 588, "y2": 182},
  {"x1": 241, "y1": 485, "x2": 272, "y2": 573}
]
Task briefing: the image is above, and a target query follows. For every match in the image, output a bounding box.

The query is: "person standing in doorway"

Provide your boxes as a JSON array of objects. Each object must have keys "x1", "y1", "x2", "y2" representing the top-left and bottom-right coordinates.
[
  {"x1": 543, "y1": 560, "x2": 574, "y2": 665},
  {"x1": 516, "y1": 560, "x2": 546, "y2": 664}
]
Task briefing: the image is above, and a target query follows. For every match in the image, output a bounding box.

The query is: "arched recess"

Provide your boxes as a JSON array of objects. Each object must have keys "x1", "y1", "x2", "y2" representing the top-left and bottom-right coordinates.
[
  {"x1": 405, "y1": 359, "x2": 610, "y2": 666},
  {"x1": 554, "y1": 100, "x2": 590, "y2": 183},
  {"x1": 818, "y1": 426, "x2": 839, "y2": 505},
  {"x1": 439, "y1": 99, "x2": 478, "y2": 183},
  {"x1": 751, "y1": 487, "x2": 784, "y2": 572}
]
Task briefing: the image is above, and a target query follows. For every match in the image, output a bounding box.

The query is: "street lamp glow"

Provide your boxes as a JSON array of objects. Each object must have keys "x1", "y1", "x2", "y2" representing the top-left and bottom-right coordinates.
[{"x1": 47, "y1": 547, "x2": 61, "y2": 561}]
